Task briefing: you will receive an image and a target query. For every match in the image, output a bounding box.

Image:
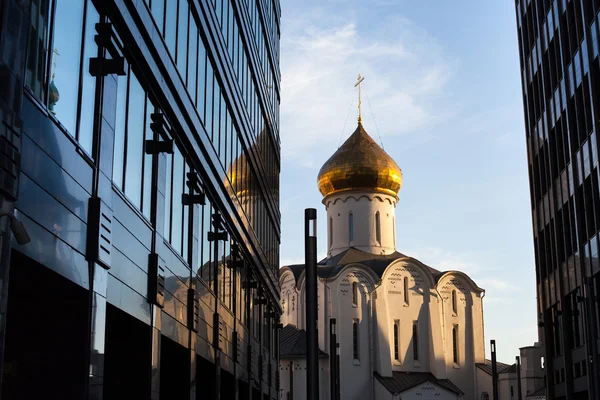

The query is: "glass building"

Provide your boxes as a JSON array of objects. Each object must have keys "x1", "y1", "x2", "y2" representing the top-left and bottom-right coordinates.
[
  {"x1": 0, "y1": 0, "x2": 280, "y2": 398},
  {"x1": 515, "y1": 1, "x2": 600, "y2": 399}
]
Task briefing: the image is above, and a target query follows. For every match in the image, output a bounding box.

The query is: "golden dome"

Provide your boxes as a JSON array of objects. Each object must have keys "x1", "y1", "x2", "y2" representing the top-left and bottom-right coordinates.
[{"x1": 317, "y1": 123, "x2": 402, "y2": 199}]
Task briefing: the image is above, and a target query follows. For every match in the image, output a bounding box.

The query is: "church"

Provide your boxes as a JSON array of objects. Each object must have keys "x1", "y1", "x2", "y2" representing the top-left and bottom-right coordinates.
[{"x1": 278, "y1": 104, "x2": 496, "y2": 399}]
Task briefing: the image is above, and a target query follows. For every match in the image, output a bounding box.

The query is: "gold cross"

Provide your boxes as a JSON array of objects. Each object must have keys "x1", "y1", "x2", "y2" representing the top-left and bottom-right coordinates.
[{"x1": 354, "y1": 74, "x2": 365, "y2": 124}]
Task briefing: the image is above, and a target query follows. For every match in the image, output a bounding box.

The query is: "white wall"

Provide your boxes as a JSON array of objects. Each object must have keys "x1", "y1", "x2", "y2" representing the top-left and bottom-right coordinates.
[
  {"x1": 498, "y1": 372, "x2": 517, "y2": 400},
  {"x1": 279, "y1": 250, "x2": 488, "y2": 400},
  {"x1": 278, "y1": 358, "x2": 329, "y2": 400},
  {"x1": 375, "y1": 260, "x2": 433, "y2": 376},
  {"x1": 325, "y1": 192, "x2": 397, "y2": 257},
  {"x1": 520, "y1": 344, "x2": 544, "y2": 399}
]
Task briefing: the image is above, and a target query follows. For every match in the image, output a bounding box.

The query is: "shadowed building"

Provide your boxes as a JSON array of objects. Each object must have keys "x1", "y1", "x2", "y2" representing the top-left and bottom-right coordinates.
[
  {"x1": 514, "y1": 1, "x2": 600, "y2": 399},
  {"x1": 0, "y1": 0, "x2": 281, "y2": 398},
  {"x1": 279, "y1": 115, "x2": 495, "y2": 400}
]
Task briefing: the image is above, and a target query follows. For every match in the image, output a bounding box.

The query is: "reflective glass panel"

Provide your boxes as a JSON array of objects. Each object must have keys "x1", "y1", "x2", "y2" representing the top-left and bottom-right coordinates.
[{"x1": 51, "y1": 0, "x2": 85, "y2": 135}]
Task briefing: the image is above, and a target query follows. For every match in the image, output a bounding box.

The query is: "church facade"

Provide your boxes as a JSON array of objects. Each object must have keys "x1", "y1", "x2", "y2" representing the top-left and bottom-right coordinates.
[{"x1": 279, "y1": 118, "x2": 495, "y2": 400}]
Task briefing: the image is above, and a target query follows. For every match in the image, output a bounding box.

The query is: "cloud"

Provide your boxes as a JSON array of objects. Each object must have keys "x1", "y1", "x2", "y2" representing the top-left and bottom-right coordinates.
[{"x1": 280, "y1": 7, "x2": 456, "y2": 164}]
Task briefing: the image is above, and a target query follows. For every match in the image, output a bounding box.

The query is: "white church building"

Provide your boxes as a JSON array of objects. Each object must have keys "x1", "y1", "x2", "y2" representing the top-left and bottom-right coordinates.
[{"x1": 278, "y1": 117, "x2": 497, "y2": 400}]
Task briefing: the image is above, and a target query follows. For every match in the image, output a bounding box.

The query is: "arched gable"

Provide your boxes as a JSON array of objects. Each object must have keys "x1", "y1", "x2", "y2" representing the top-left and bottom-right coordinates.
[
  {"x1": 320, "y1": 263, "x2": 380, "y2": 289},
  {"x1": 279, "y1": 267, "x2": 296, "y2": 289},
  {"x1": 436, "y1": 271, "x2": 484, "y2": 294},
  {"x1": 381, "y1": 258, "x2": 437, "y2": 289}
]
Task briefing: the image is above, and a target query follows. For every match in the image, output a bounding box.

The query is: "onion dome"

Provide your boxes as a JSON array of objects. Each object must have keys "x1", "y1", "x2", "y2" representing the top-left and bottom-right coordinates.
[
  {"x1": 227, "y1": 128, "x2": 279, "y2": 201},
  {"x1": 317, "y1": 122, "x2": 402, "y2": 199}
]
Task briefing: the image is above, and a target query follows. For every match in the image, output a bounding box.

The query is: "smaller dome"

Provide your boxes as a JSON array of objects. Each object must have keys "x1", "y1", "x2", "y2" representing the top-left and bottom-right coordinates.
[{"x1": 317, "y1": 123, "x2": 402, "y2": 198}]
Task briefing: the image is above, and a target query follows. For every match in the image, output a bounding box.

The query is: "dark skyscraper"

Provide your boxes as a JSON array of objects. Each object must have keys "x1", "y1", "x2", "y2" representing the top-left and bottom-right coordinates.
[
  {"x1": 516, "y1": 1, "x2": 600, "y2": 399},
  {"x1": 0, "y1": 0, "x2": 280, "y2": 399}
]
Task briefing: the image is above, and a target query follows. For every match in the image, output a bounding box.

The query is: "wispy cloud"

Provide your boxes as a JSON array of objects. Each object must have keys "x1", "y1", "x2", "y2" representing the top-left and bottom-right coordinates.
[{"x1": 280, "y1": 8, "x2": 457, "y2": 165}]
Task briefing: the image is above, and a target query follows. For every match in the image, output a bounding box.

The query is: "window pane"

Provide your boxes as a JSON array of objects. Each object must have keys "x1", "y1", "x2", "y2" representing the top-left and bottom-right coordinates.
[
  {"x1": 25, "y1": 0, "x2": 51, "y2": 102},
  {"x1": 51, "y1": 0, "x2": 85, "y2": 135},
  {"x1": 124, "y1": 72, "x2": 145, "y2": 209},
  {"x1": 176, "y1": 0, "x2": 188, "y2": 72},
  {"x1": 213, "y1": 76, "x2": 220, "y2": 143},
  {"x1": 164, "y1": 154, "x2": 173, "y2": 240},
  {"x1": 171, "y1": 149, "x2": 184, "y2": 254},
  {"x1": 200, "y1": 202, "x2": 213, "y2": 287},
  {"x1": 187, "y1": 25, "x2": 198, "y2": 102},
  {"x1": 78, "y1": 0, "x2": 99, "y2": 155},
  {"x1": 112, "y1": 72, "x2": 129, "y2": 189},
  {"x1": 182, "y1": 163, "x2": 190, "y2": 261},
  {"x1": 151, "y1": 0, "x2": 165, "y2": 34},
  {"x1": 197, "y1": 44, "x2": 206, "y2": 114},
  {"x1": 205, "y1": 59, "x2": 214, "y2": 137},
  {"x1": 165, "y1": 0, "x2": 177, "y2": 57},
  {"x1": 142, "y1": 99, "x2": 153, "y2": 219}
]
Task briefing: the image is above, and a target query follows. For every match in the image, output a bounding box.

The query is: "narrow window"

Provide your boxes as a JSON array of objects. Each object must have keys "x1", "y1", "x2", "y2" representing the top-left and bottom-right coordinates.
[
  {"x1": 453, "y1": 324, "x2": 459, "y2": 364},
  {"x1": 412, "y1": 321, "x2": 419, "y2": 360},
  {"x1": 393, "y1": 217, "x2": 395, "y2": 244},
  {"x1": 393, "y1": 320, "x2": 400, "y2": 361},
  {"x1": 375, "y1": 212, "x2": 381, "y2": 244},
  {"x1": 352, "y1": 282, "x2": 358, "y2": 306},
  {"x1": 403, "y1": 277, "x2": 409, "y2": 304},
  {"x1": 287, "y1": 292, "x2": 290, "y2": 315},
  {"x1": 329, "y1": 217, "x2": 333, "y2": 248},
  {"x1": 353, "y1": 319, "x2": 359, "y2": 361},
  {"x1": 452, "y1": 290, "x2": 458, "y2": 314},
  {"x1": 349, "y1": 213, "x2": 354, "y2": 243}
]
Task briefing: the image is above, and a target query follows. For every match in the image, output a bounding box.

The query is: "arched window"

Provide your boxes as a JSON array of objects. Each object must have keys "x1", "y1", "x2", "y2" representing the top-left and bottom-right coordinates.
[
  {"x1": 329, "y1": 217, "x2": 333, "y2": 248},
  {"x1": 375, "y1": 212, "x2": 381, "y2": 244},
  {"x1": 287, "y1": 292, "x2": 290, "y2": 315},
  {"x1": 452, "y1": 289, "x2": 458, "y2": 314},
  {"x1": 349, "y1": 212, "x2": 354, "y2": 243},
  {"x1": 392, "y1": 217, "x2": 395, "y2": 244},
  {"x1": 352, "y1": 282, "x2": 358, "y2": 306},
  {"x1": 452, "y1": 324, "x2": 459, "y2": 364},
  {"x1": 412, "y1": 321, "x2": 419, "y2": 360},
  {"x1": 403, "y1": 277, "x2": 409, "y2": 305}
]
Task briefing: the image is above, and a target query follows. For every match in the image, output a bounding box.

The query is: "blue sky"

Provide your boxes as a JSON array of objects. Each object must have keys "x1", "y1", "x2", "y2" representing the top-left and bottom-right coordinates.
[{"x1": 278, "y1": 0, "x2": 536, "y2": 363}]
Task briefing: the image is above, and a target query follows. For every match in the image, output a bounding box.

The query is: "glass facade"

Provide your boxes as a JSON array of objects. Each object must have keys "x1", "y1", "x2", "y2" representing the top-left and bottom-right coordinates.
[
  {"x1": 0, "y1": 0, "x2": 281, "y2": 398},
  {"x1": 516, "y1": 1, "x2": 600, "y2": 398}
]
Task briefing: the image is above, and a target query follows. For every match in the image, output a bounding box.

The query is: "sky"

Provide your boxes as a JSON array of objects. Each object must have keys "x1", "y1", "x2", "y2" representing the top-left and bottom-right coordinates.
[{"x1": 277, "y1": 0, "x2": 536, "y2": 364}]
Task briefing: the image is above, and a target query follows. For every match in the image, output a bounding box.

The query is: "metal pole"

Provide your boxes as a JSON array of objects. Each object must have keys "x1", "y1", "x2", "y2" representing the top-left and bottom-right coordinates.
[
  {"x1": 516, "y1": 355, "x2": 522, "y2": 400},
  {"x1": 289, "y1": 360, "x2": 294, "y2": 400},
  {"x1": 491, "y1": 340, "x2": 499, "y2": 400},
  {"x1": 583, "y1": 278, "x2": 599, "y2": 400},
  {"x1": 305, "y1": 208, "x2": 319, "y2": 399},
  {"x1": 336, "y1": 343, "x2": 341, "y2": 400},
  {"x1": 330, "y1": 319, "x2": 337, "y2": 400}
]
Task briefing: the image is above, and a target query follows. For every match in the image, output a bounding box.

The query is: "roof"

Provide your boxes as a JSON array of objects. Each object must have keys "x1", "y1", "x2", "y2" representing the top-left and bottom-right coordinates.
[
  {"x1": 279, "y1": 325, "x2": 328, "y2": 359},
  {"x1": 317, "y1": 122, "x2": 403, "y2": 198},
  {"x1": 374, "y1": 371, "x2": 464, "y2": 396},
  {"x1": 476, "y1": 359, "x2": 513, "y2": 375},
  {"x1": 526, "y1": 387, "x2": 546, "y2": 397},
  {"x1": 285, "y1": 247, "x2": 443, "y2": 282}
]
